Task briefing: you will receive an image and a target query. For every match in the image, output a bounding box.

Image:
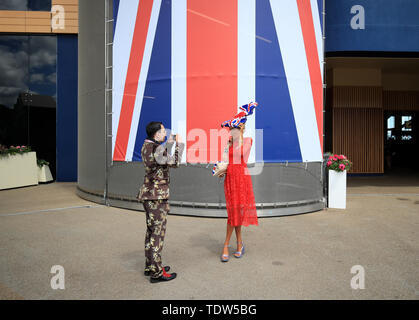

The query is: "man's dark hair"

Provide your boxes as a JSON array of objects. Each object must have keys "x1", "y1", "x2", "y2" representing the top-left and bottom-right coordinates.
[{"x1": 146, "y1": 121, "x2": 163, "y2": 139}]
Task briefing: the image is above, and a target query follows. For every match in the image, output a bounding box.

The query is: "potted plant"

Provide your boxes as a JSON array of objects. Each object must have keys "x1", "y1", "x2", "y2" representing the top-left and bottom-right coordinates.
[
  {"x1": 37, "y1": 159, "x2": 53, "y2": 183},
  {"x1": 325, "y1": 153, "x2": 352, "y2": 209},
  {"x1": 0, "y1": 144, "x2": 32, "y2": 156},
  {"x1": 0, "y1": 144, "x2": 38, "y2": 190}
]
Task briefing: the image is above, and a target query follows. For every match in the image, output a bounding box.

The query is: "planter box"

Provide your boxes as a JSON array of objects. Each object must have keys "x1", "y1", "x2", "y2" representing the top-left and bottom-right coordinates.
[
  {"x1": 0, "y1": 152, "x2": 38, "y2": 190},
  {"x1": 38, "y1": 164, "x2": 53, "y2": 183},
  {"x1": 328, "y1": 170, "x2": 347, "y2": 209}
]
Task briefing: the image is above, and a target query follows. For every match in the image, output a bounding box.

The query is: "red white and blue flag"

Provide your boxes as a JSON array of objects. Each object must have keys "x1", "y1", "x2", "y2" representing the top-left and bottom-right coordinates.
[{"x1": 112, "y1": 0, "x2": 323, "y2": 163}]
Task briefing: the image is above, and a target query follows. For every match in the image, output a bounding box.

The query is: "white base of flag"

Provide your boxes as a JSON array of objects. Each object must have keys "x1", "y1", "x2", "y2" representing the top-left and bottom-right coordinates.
[{"x1": 328, "y1": 170, "x2": 347, "y2": 209}]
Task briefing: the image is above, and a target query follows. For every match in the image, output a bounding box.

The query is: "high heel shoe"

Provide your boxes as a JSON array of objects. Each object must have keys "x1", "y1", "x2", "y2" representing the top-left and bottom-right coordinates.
[
  {"x1": 220, "y1": 245, "x2": 230, "y2": 262},
  {"x1": 234, "y1": 242, "x2": 245, "y2": 258}
]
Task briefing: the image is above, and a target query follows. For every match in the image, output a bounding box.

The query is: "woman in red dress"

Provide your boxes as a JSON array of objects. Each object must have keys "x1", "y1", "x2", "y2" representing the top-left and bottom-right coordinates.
[{"x1": 219, "y1": 102, "x2": 259, "y2": 262}]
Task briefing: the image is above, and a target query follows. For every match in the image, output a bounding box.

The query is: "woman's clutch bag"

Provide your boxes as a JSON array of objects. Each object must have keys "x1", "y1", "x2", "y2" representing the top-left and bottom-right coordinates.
[{"x1": 212, "y1": 161, "x2": 228, "y2": 177}]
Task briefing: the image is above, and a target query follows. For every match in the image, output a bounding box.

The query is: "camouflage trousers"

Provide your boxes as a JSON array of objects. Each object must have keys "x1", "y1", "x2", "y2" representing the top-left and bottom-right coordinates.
[{"x1": 143, "y1": 199, "x2": 169, "y2": 278}]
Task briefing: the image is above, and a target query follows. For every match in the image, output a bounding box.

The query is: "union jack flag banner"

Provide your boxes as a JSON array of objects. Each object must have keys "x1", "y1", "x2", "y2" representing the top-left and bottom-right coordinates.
[{"x1": 112, "y1": 0, "x2": 323, "y2": 164}]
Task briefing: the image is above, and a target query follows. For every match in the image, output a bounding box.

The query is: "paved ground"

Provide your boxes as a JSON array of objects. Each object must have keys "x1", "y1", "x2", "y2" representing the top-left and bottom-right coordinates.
[{"x1": 0, "y1": 173, "x2": 418, "y2": 300}]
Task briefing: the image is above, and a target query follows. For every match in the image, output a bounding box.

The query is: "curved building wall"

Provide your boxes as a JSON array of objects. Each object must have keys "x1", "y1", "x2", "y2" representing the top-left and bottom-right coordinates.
[
  {"x1": 78, "y1": 0, "x2": 107, "y2": 197},
  {"x1": 77, "y1": 0, "x2": 325, "y2": 217}
]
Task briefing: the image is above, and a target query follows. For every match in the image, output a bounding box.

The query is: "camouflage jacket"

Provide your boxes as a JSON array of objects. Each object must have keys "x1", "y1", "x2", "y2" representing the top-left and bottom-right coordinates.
[{"x1": 137, "y1": 139, "x2": 185, "y2": 201}]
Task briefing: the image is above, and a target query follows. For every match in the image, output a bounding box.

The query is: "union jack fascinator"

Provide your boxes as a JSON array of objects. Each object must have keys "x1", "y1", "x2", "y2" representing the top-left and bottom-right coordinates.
[
  {"x1": 221, "y1": 102, "x2": 258, "y2": 129},
  {"x1": 239, "y1": 101, "x2": 258, "y2": 116}
]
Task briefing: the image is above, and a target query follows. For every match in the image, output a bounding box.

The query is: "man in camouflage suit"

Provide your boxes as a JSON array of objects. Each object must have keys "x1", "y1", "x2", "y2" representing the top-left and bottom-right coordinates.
[{"x1": 137, "y1": 121, "x2": 184, "y2": 283}]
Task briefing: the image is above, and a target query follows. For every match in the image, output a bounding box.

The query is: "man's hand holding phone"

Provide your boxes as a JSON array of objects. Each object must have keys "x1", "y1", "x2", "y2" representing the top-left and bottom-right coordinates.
[
  {"x1": 167, "y1": 133, "x2": 176, "y2": 144},
  {"x1": 168, "y1": 133, "x2": 182, "y2": 144}
]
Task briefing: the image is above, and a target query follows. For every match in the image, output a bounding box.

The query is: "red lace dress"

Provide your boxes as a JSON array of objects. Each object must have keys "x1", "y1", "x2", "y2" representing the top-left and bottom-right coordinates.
[{"x1": 224, "y1": 138, "x2": 258, "y2": 227}]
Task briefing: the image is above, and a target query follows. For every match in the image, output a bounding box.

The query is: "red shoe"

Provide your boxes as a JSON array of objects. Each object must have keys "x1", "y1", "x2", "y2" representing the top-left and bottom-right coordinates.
[{"x1": 150, "y1": 268, "x2": 177, "y2": 283}]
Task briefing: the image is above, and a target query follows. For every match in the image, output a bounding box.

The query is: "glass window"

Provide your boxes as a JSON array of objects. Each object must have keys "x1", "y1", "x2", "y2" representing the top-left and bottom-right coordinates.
[
  {"x1": 401, "y1": 116, "x2": 412, "y2": 131},
  {"x1": 0, "y1": 0, "x2": 51, "y2": 11},
  {"x1": 0, "y1": 35, "x2": 56, "y2": 109},
  {"x1": 0, "y1": 34, "x2": 57, "y2": 178},
  {"x1": 386, "y1": 116, "x2": 396, "y2": 140},
  {"x1": 28, "y1": 0, "x2": 52, "y2": 11},
  {"x1": 387, "y1": 116, "x2": 395, "y2": 129},
  {"x1": 0, "y1": 36, "x2": 29, "y2": 109},
  {"x1": 387, "y1": 130, "x2": 394, "y2": 140}
]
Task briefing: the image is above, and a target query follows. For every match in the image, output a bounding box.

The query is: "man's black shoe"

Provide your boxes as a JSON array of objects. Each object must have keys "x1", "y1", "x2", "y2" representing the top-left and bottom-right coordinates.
[
  {"x1": 150, "y1": 271, "x2": 177, "y2": 283},
  {"x1": 144, "y1": 266, "x2": 170, "y2": 276}
]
